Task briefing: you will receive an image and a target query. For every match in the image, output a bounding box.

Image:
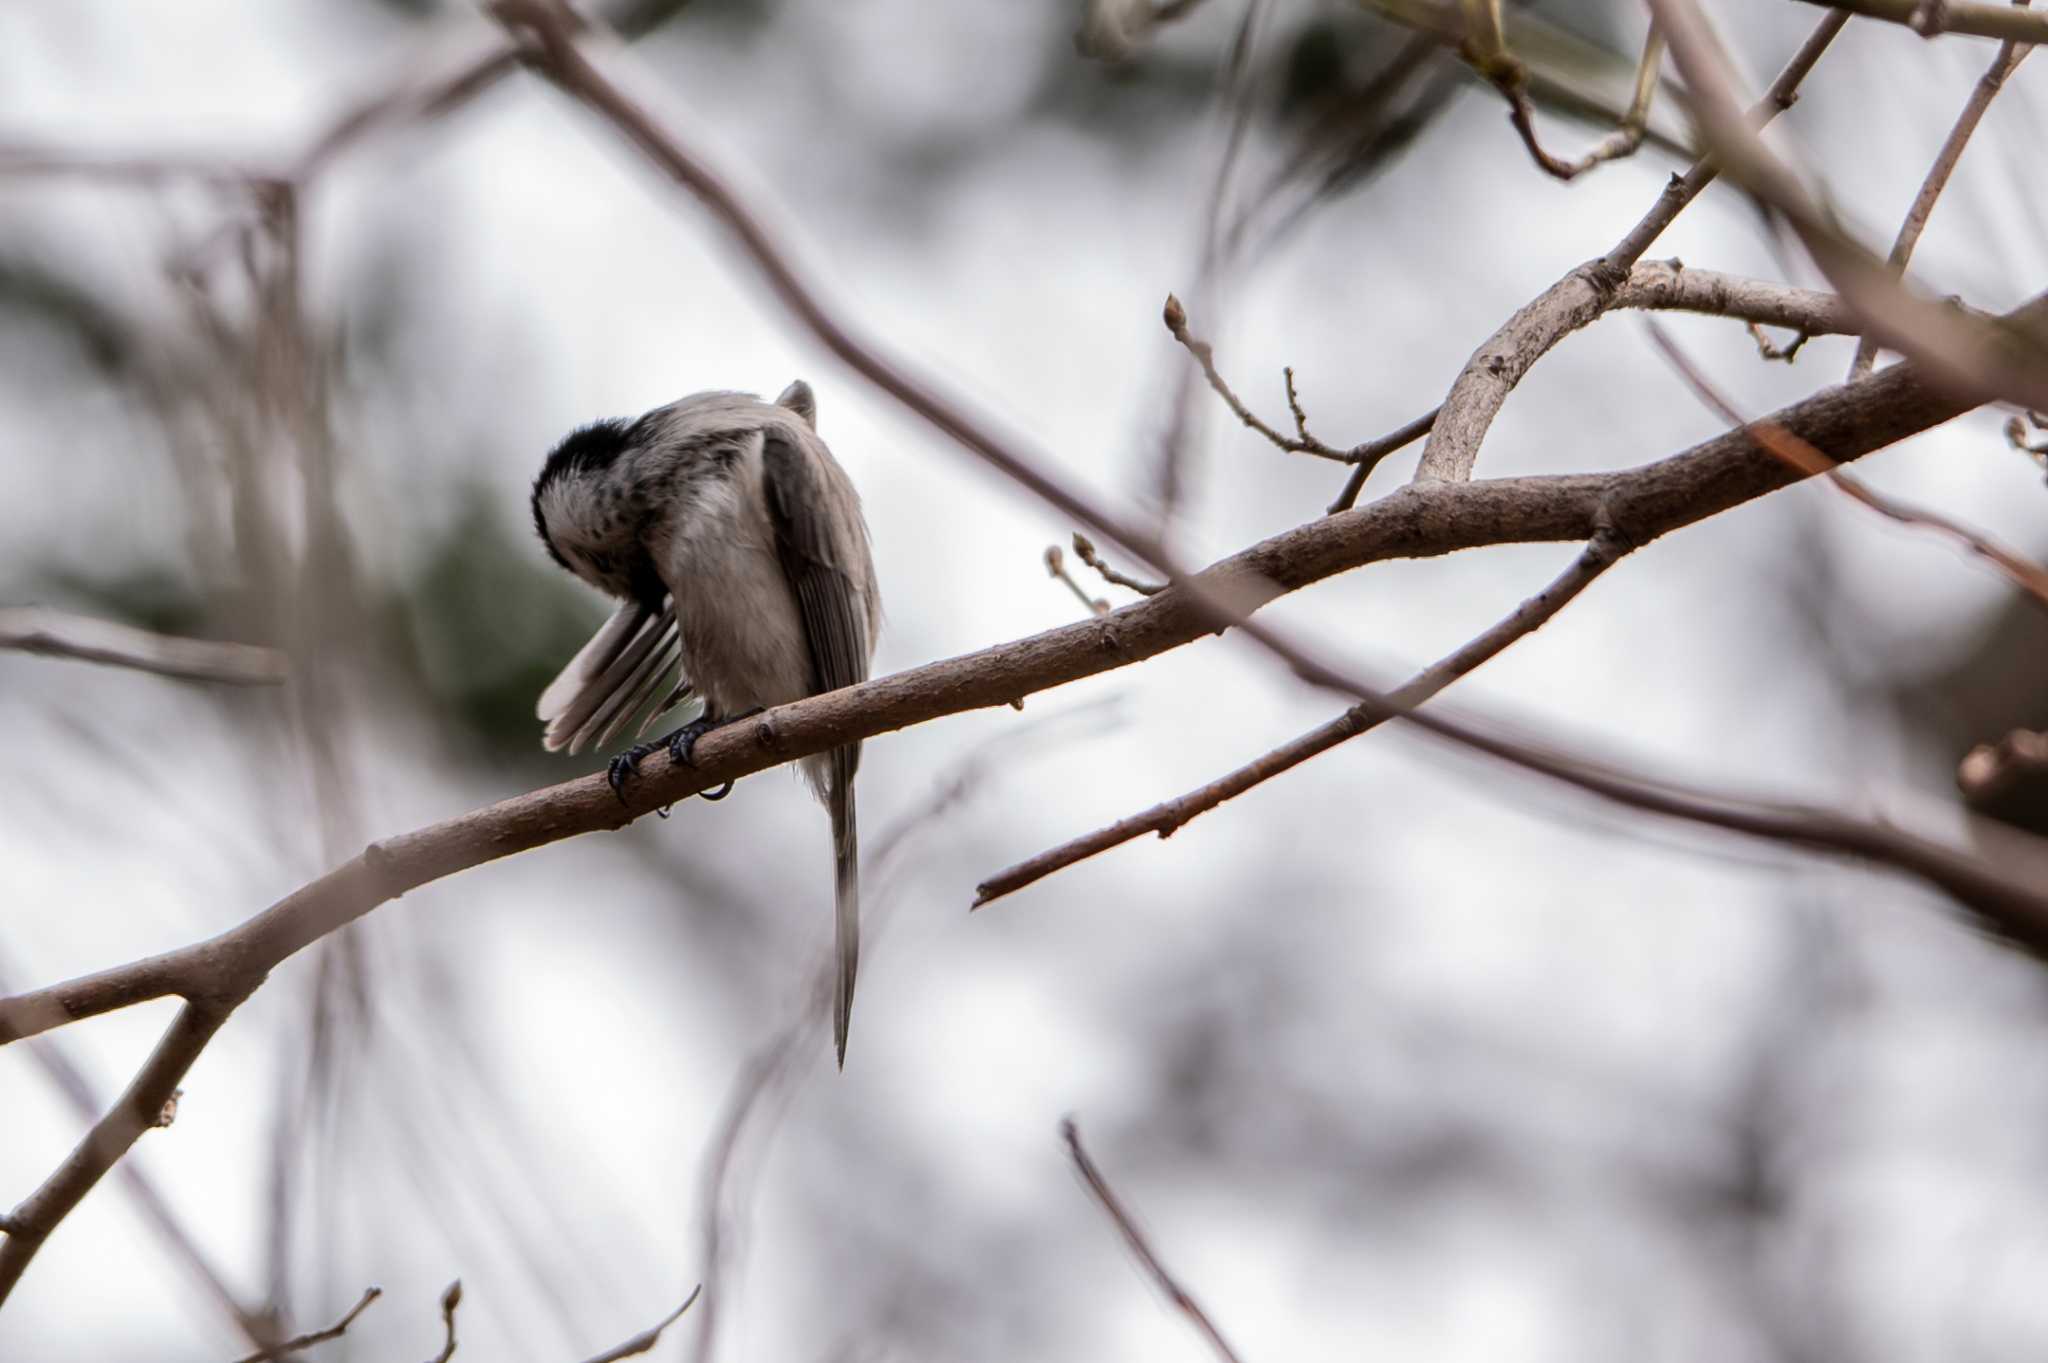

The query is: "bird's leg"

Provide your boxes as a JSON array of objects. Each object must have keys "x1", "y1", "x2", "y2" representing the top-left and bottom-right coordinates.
[
  {"x1": 657, "y1": 707, "x2": 767, "y2": 802},
  {"x1": 607, "y1": 708, "x2": 767, "y2": 805}
]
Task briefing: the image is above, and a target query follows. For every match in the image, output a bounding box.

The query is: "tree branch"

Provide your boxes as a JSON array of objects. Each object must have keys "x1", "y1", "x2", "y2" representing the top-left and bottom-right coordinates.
[
  {"x1": 1849, "y1": 8, "x2": 2033, "y2": 377},
  {"x1": 1414, "y1": 9, "x2": 1853, "y2": 483},
  {"x1": 0, "y1": 998, "x2": 241, "y2": 1298},
  {"x1": 977, "y1": 528, "x2": 1628, "y2": 906},
  {"x1": 1646, "y1": 319, "x2": 2048, "y2": 612},
  {"x1": 1062, "y1": 1119, "x2": 1243, "y2": 1363},
  {"x1": 1650, "y1": 0, "x2": 2048, "y2": 412},
  {"x1": 229, "y1": 1287, "x2": 382, "y2": 1363},
  {"x1": 576, "y1": 1286, "x2": 700, "y2": 1363},
  {"x1": 1794, "y1": 0, "x2": 2048, "y2": 41},
  {"x1": 0, "y1": 607, "x2": 287, "y2": 686}
]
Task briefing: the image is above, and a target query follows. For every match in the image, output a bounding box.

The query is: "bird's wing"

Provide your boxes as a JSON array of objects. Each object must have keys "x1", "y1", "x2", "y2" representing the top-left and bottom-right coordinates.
[
  {"x1": 538, "y1": 597, "x2": 694, "y2": 755},
  {"x1": 762, "y1": 425, "x2": 872, "y2": 1065},
  {"x1": 760, "y1": 429, "x2": 871, "y2": 704}
]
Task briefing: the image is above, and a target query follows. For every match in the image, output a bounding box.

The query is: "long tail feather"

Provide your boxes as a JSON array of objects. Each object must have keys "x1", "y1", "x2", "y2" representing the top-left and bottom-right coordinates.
[{"x1": 830, "y1": 747, "x2": 860, "y2": 1069}]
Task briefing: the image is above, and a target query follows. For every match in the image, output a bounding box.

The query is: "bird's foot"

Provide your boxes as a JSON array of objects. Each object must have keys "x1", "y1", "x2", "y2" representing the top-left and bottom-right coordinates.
[
  {"x1": 606, "y1": 740, "x2": 661, "y2": 805},
  {"x1": 655, "y1": 707, "x2": 765, "y2": 802}
]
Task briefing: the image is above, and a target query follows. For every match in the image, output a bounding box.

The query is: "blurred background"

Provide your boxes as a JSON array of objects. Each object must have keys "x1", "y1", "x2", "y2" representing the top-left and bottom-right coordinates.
[{"x1": 4, "y1": 1, "x2": 2048, "y2": 1358}]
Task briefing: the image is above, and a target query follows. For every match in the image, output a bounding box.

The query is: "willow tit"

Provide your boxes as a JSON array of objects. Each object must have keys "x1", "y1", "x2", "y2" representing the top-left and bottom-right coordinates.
[{"x1": 531, "y1": 381, "x2": 881, "y2": 1066}]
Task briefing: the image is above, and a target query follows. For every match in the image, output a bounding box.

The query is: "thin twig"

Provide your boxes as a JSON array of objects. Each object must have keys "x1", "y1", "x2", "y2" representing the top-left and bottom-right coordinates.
[
  {"x1": 1216, "y1": 602, "x2": 2048, "y2": 955},
  {"x1": 978, "y1": 530, "x2": 1627, "y2": 906},
  {"x1": 1061, "y1": 1119, "x2": 1244, "y2": 1363},
  {"x1": 1073, "y1": 533, "x2": 1166, "y2": 597},
  {"x1": 1045, "y1": 545, "x2": 1112, "y2": 616},
  {"x1": 1849, "y1": 6, "x2": 2033, "y2": 377},
  {"x1": 1748, "y1": 321, "x2": 1811, "y2": 363},
  {"x1": 424, "y1": 1280, "x2": 462, "y2": 1363},
  {"x1": 0, "y1": 607, "x2": 287, "y2": 685},
  {"x1": 1793, "y1": 0, "x2": 2048, "y2": 40},
  {"x1": 1645, "y1": 318, "x2": 2048, "y2": 612},
  {"x1": 1416, "y1": 10, "x2": 1853, "y2": 483},
  {"x1": 1649, "y1": 0, "x2": 2048, "y2": 412},
  {"x1": 1154, "y1": 0, "x2": 1270, "y2": 526},
  {"x1": 229, "y1": 1287, "x2": 382, "y2": 1363},
  {"x1": 1329, "y1": 407, "x2": 1439, "y2": 512},
  {"x1": 576, "y1": 1285, "x2": 702, "y2": 1363}
]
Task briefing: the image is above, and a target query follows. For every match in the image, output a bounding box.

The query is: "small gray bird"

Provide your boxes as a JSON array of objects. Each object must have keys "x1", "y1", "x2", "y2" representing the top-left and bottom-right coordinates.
[{"x1": 530, "y1": 381, "x2": 880, "y2": 1066}]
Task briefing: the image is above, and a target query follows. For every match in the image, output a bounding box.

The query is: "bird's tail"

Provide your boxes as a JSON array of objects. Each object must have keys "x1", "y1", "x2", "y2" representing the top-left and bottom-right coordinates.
[{"x1": 829, "y1": 746, "x2": 860, "y2": 1069}]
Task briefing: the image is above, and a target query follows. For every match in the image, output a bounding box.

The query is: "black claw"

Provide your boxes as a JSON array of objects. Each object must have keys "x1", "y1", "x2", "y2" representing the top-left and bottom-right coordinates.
[
  {"x1": 699, "y1": 781, "x2": 735, "y2": 802},
  {"x1": 606, "y1": 741, "x2": 658, "y2": 805},
  {"x1": 664, "y1": 715, "x2": 721, "y2": 769}
]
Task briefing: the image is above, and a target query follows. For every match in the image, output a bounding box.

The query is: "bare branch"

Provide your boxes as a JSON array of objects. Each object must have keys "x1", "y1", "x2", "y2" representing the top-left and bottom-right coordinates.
[
  {"x1": 1794, "y1": 0, "x2": 2048, "y2": 40},
  {"x1": 576, "y1": 1286, "x2": 700, "y2": 1363},
  {"x1": 1748, "y1": 321, "x2": 1812, "y2": 363},
  {"x1": 230, "y1": 1287, "x2": 382, "y2": 1363},
  {"x1": 1850, "y1": 10, "x2": 2034, "y2": 377},
  {"x1": 1187, "y1": 262, "x2": 1850, "y2": 515},
  {"x1": 0, "y1": 607, "x2": 287, "y2": 685},
  {"x1": 1062, "y1": 1119, "x2": 1244, "y2": 1363},
  {"x1": 1415, "y1": 10, "x2": 1852, "y2": 483},
  {"x1": 1045, "y1": 545, "x2": 1112, "y2": 616},
  {"x1": 1649, "y1": 0, "x2": 2048, "y2": 412},
  {"x1": 1073, "y1": 533, "x2": 1166, "y2": 598},
  {"x1": 978, "y1": 529, "x2": 1627, "y2": 905},
  {"x1": 1645, "y1": 319, "x2": 2048, "y2": 612},
  {"x1": 1328, "y1": 407, "x2": 1440, "y2": 512},
  {"x1": 1218, "y1": 605, "x2": 2048, "y2": 959}
]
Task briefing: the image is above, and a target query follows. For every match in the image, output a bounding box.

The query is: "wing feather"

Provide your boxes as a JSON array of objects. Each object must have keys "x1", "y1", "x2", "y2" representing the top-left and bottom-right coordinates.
[{"x1": 540, "y1": 600, "x2": 687, "y2": 754}]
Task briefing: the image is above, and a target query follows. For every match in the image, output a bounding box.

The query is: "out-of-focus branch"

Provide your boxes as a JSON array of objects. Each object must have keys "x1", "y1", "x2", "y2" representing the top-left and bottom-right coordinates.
[
  {"x1": 1075, "y1": 0, "x2": 1215, "y2": 63},
  {"x1": 978, "y1": 528, "x2": 1628, "y2": 906},
  {"x1": 1650, "y1": 0, "x2": 2048, "y2": 412},
  {"x1": 0, "y1": 607, "x2": 287, "y2": 686},
  {"x1": 1218, "y1": 601, "x2": 2048, "y2": 957},
  {"x1": 1961, "y1": 729, "x2": 2048, "y2": 812},
  {"x1": 1062, "y1": 1119, "x2": 1243, "y2": 1363},
  {"x1": 1415, "y1": 10, "x2": 1852, "y2": 483},
  {"x1": 1793, "y1": 0, "x2": 2048, "y2": 41},
  {"x1": 1850, "y1": 11, "x2": 2034, "y2": 377},
  {"x1": 576, "y1": 1286, "x2": 700, "y2": 1363},
  {"x1": 229, "y1": 1287, "x2": 382, "y2": 1363},
  {"x1": 1646, "y1": 319, "x2": 2048, "y2": 611}
]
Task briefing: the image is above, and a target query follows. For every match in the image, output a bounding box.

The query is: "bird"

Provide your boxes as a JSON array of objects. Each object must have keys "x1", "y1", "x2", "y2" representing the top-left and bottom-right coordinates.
[{"x1": 530, "y1": 381, "x2": 880, "y2": 1066}]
